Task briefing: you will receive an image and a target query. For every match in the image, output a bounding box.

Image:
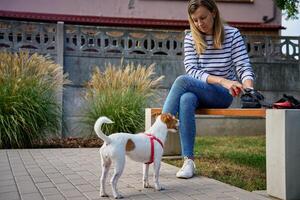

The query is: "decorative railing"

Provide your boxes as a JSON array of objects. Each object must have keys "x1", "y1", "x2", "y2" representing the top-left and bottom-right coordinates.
[
  {"x1": 245, "y1": 36, "x2": 300, "y2": 62},
  {"x1": 0, "y1": 19, "x2": 299, "y2": 63},
  {"x1": 64, "y1": 25, "x2": 183, "y2": 57},
  {"x1": 0, "y1": 20, "x2": 57, "y2": 55}
]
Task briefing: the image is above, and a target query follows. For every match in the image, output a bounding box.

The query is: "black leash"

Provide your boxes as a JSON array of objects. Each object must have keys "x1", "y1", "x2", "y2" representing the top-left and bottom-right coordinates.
[{"x1": 240, "y1": 88, "x2": 272, "y2": 109}]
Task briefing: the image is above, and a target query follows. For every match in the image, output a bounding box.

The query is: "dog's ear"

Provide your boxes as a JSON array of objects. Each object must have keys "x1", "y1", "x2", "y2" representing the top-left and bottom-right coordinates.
[
  {"x1": 160, "y1": 113, "x2": 172, "y2": 123},
  {"x1": 151, "y1": 110, "x2": 162, "y2": 119},
  {"x1": 160, "y1": 113, "x2": 178, "y2": 131}
]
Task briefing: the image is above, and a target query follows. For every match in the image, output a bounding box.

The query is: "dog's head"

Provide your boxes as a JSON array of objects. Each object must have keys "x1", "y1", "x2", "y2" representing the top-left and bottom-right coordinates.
[{"x1": 159, "y1": 113, "x2": 179, "y2": 132}]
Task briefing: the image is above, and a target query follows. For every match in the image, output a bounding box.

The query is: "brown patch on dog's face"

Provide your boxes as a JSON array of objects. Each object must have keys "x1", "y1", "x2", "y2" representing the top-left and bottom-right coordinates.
[
  {"x1": 125, "y1": 139, "x2": 135, "y2": 152},
  {"x1": 160, "y1": 113, "x2": 178, "y2": 130}
]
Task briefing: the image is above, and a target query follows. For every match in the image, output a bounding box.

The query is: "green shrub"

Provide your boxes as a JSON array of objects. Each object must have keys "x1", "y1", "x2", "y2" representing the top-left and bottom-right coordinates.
[
  {"x1": 83, "y1": 62, "x2": 163, "y2": 134},
  {"x1": 0, "y1": 51, "x2": 69, "y2": 148}
]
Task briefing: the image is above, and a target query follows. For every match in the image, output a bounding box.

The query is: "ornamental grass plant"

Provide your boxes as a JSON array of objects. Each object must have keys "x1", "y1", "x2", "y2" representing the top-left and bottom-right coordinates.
[
  {"x1": 0, "y1": 51, "x2": 69, "y2": 148},
  {"x1": 83, "y1": 62, "x2": 164, "y2": 135}
]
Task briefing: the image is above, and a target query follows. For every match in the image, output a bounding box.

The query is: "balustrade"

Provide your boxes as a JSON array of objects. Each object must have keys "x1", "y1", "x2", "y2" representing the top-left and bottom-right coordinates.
[{"x1": 0, "y1": 19, "x2": 299, "y2": 63}]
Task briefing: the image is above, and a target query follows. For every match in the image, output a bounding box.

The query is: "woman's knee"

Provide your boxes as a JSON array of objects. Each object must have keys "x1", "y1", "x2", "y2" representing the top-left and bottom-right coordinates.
[
  {"x1": 180, "y1": 92, "x2": 198, "y2": 109},
  {"x1": 173, "y1": 75, "x2": 191, "y2": 87}
]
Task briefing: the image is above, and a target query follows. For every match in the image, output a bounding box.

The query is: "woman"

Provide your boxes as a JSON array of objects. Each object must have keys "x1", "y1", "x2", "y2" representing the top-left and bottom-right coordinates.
[{"x1": 162, "y1": 0, "x2": 255, "y2": 179}]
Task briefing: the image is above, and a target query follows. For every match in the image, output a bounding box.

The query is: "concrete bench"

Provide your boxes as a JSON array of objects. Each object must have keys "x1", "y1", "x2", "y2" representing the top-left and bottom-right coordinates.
[{"x1": 145, "y1": 108, "x2": 300, "y2": 200}]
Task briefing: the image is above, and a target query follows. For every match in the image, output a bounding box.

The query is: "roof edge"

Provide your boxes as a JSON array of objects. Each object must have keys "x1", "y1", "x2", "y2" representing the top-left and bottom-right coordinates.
[{"x1": 0, "y1": 10, "x2": 284, "y2": 30}]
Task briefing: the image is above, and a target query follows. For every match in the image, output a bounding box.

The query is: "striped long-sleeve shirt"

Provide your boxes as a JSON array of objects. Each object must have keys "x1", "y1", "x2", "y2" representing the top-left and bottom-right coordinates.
[{"x1": 184, "y1": 26, "x2": 255, "y2": 83}]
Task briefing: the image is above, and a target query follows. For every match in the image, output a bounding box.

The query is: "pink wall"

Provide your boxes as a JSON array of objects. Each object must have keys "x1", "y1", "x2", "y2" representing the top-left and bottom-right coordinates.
[{"x1": 0, "y1": 0, "x2": 281, "y2": 24}]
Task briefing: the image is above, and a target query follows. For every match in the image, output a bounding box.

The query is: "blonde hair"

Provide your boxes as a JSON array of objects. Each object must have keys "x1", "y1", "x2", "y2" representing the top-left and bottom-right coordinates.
[{"x1": 187, "y1": 0, "x2": 224, "y2": 54}]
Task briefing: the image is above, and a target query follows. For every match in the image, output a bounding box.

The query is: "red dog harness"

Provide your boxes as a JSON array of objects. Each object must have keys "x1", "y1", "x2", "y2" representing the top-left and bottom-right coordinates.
[{"x1": 144, "y1": 134, "x2": 164, "y2": 164}]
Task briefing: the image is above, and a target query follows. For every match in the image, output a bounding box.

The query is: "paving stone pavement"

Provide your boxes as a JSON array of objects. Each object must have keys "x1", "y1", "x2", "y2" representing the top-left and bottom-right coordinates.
[{"x1": 0, "y1": 148, "x2": 274, "y2": 200}]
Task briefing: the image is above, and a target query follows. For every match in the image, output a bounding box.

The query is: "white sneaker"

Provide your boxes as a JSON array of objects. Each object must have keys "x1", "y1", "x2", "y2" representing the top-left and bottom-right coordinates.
[{"x1": 176, "y1": 157, "x2": 195, "y2": 179}]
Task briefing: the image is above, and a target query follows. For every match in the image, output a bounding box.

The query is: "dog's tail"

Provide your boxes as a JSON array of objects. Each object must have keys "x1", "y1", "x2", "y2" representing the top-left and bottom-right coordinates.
[{"x1": 94, "y1": 116, "x2": 114, "y2": 144}]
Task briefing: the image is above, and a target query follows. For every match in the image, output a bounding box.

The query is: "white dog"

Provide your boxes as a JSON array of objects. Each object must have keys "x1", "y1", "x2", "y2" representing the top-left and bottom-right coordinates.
[{"x1": 94, "y1": 113, "x2": 178, "y2": 199}]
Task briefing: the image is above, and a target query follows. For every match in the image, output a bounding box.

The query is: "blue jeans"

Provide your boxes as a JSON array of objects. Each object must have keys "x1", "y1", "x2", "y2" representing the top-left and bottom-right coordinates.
[{"x1": 162, "y1": 75, "x2": 233, "y2": 157}]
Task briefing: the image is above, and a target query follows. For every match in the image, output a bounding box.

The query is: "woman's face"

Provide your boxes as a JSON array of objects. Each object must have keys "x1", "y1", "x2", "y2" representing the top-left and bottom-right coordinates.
[{"x1": 191, "y1": 6, "x2": 215, "y2": 35}]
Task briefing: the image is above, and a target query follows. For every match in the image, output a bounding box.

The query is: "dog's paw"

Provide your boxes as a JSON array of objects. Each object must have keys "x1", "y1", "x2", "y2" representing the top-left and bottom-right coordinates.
[
  {"x1": 100, "y1": 193, "x2": 109, "y2": 197},
  {"x1": 155, "y1": 185, "x2": 165, "y2": 191},
  {"x1": 114, "y1": 194, "x2": 124, "y2": 199},
  {"x1": 143, "y1": 182, "x2": 152, "y2": 188}
]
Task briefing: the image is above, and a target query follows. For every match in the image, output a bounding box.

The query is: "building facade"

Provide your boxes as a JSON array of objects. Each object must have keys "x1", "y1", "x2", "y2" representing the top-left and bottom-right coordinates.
[{"x1": 0, "y1": 0, "x2": 283, "y2": 35}]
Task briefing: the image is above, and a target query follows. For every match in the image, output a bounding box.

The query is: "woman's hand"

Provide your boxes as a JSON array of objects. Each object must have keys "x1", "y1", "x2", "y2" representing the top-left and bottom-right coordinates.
[
  {"x1": 219, "y1": 79, "x2": 243, "y2": 97},
  {"x1": 242, "y1": 79, "x2": 254, "y2": 90},
  {"x1": 207, "y1": 75, "x2": 245, "y2": 97}
]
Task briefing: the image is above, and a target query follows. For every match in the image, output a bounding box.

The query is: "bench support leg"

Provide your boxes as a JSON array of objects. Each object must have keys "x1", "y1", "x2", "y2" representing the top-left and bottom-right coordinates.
[
  {"x1": 266, "y1": 110, "x2": 300, "y2": 200},
  {"x1": 145, "y1": 108, "x2": 153, "y2": 130}
]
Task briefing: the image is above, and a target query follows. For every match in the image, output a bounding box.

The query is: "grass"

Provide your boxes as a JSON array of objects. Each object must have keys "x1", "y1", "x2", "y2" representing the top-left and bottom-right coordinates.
[{"x1": 164, "y1": 135, "x2": 266, "y2": 192}]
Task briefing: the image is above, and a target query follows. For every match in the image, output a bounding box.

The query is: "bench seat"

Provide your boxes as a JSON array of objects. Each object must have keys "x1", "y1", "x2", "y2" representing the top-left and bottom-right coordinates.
[{"x1": 147, "y1": 108, "x2": 266, "y2": 118}]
